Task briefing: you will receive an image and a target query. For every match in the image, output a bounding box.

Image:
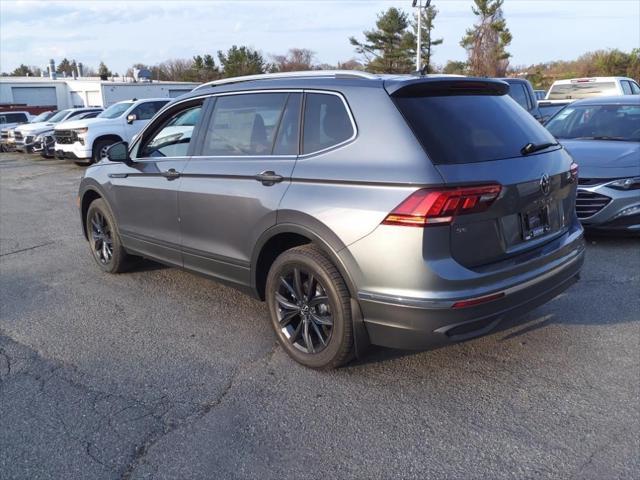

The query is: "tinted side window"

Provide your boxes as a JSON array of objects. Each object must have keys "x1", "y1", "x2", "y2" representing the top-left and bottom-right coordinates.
[
  {"x1": 273, "y1": 94, "x2": 301, "y2": 155},
  {"x1": 6, "y1": 113, "x2": 28, "y2": 122},
  {"x1": 630, "y1": 82, "x2": 640, "y2": 95},
  {"x1": 302, "y1": 93, "x2": 354, "y2": 154},
  {"x1": 0, "y1": 116, "x2": 6, "y2": 124},
  {"x1": 139, "y1": 105, "x2": 202, "y2": 158},
  {"x1": 508, "y1": 83, "x2": 530, "y2": 110},
  {"x1": 202, "y1": 93, "x2": 288, "y2": 156},
  {"x1": 132, "y1": 101, "x2": 169, "y2": 120},
  {"x1": 621, "y1": 81, "x2": 633, "y2": 95}
]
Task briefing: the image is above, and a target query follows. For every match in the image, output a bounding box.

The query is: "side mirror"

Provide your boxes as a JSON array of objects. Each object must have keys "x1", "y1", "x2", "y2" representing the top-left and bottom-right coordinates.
[
  {"x1": 126, "y1": 113, "x2": 137, "y2": 124},
  {"x1": 106, "y1": 141, "x2": 129, "y2": 162}
]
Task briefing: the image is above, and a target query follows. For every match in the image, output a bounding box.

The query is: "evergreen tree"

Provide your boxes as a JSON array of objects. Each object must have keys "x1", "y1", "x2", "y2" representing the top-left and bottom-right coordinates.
[
  {"x1": 350, "y1": 7, "x2": 415, "y2": 74},
  {"x1": 460, "y1": 0, "x2": 512, "y2": 77},
  {"x1": 97, "y1": 61, "x2": 112, "y2": 78},
  {"x1": 218, "y1": 46, "x2": 266, "y2": 78}
]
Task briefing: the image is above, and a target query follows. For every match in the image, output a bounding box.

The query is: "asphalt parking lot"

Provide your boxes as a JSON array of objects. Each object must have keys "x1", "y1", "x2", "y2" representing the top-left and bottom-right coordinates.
[{"x1": 0, "y1": 152, "x2": 638, "y2": 480}]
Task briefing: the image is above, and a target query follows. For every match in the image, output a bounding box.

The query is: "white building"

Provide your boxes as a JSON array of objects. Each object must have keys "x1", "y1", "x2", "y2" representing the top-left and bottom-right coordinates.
[{"x1": 0, "y1": 77, "x2": 199, "y2": 110}]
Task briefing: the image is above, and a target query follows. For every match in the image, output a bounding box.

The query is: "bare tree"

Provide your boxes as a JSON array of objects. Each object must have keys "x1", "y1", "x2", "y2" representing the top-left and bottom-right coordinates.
[{"x1": 271, "y1": 48, "x2": 316, "y2": 72}]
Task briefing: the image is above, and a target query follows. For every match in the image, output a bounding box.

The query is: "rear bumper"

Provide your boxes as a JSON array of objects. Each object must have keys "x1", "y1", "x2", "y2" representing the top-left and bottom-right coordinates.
[{"x1": 357, "y1": 243, "x2": 584, "y2": 350}]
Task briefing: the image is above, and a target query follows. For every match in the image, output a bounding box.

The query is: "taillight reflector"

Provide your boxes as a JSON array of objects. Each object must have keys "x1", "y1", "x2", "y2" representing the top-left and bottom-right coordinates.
[
  {"x1": 382, "y1": 184, "x2": 502, "y2": 227},
  {"x1": 452, "y1": 292, "x2": 505, "y2": 309}
]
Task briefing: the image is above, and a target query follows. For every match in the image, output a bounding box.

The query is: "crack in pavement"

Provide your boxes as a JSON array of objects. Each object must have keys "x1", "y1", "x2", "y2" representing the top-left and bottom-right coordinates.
[
  {"x1": 120, "y1": 341, "x2": 280, "y2": 480},
  {"x1": 0, "y1": 333, "x2": 281, "y2": 480},
  {"x1": 0, "y1": 241, "x2": 56, "y2": 257}
]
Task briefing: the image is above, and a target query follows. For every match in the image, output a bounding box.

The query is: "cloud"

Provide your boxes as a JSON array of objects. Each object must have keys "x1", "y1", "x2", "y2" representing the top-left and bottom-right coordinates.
[{"x1": 1, "y1": 0, "x2": 638, "y2": 73}]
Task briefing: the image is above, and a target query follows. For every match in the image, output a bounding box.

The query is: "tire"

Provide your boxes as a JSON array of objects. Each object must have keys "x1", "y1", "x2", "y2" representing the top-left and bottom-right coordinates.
[
  {"x1": 91, "y1": 139, "x2": 114, "y2": 164},
  {"x1": 266, "y1": 245, "x2": 354, "y2": 369},
  {"x1": 85, "y1": 198, "x2": 131, "y2": 273}
]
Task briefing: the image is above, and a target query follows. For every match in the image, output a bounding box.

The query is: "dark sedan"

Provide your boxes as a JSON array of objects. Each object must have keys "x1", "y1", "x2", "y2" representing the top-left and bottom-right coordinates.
[{"x1": 546, "y1": 96, "x2": 640, "y2": 233}]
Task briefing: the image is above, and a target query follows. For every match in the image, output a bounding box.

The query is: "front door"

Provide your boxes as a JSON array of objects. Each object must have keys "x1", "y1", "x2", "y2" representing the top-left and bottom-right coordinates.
[
  {"x1": 109, "y1": 99, "x2": 205, "y2": 266},
  {"x1": 178, "y1": 91, "x2": 301, "y2": 288}
]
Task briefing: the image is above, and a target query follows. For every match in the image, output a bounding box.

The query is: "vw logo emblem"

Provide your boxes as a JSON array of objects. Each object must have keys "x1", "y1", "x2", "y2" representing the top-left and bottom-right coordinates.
[{"x1": 540, "y1": 174, "x2": 551, "y2": 196}]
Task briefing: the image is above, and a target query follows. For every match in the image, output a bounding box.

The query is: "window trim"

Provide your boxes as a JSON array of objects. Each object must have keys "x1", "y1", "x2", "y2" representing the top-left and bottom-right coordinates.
[{"x1": 129, "y1": 88, "x2": 358, "y2": 161}]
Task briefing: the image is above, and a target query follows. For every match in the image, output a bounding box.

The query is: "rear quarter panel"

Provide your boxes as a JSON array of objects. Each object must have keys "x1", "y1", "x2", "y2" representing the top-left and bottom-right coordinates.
[{"x1": 279, "y1": 85, "x2": 443, "y2": 250}]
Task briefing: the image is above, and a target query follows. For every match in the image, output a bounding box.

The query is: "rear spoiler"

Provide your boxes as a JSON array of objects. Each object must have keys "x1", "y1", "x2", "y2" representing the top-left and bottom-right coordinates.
[{"x1": 384, "y1": 77, "x2": 509, "y2": 97}]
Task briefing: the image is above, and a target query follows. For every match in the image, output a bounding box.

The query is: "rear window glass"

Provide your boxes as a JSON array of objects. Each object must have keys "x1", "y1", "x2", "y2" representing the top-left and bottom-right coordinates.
[
  {"x1": 547, "y1": 82, "x2": 617, "y2": 100},
  {"x1": 395, "y1": 94, "x2": 556, "y2": 164},
  {"x1": 507, "y1": 83, "x2": 531, "y2": 110}
]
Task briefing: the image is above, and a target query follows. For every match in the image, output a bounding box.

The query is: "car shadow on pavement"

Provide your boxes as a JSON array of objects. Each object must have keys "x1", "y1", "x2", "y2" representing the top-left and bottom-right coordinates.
[{"x1": 130, "y1": 257, "x2": 169, "y2": 272}]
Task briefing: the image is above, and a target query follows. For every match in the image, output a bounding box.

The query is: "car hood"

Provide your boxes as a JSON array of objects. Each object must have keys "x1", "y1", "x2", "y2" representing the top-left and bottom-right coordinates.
[
  {"x1": 18, "y1": 121, "x2": 58, "y2": 133},
  {"x1": 54, "y1": 118, "x2": 110, "y2": 130},
  {"x1": 560, "y1": 139, "x2": 640, "y2": 179}
]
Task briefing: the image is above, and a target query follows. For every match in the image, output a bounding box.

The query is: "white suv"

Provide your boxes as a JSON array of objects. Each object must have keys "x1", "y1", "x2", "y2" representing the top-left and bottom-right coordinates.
[
  {"x1": 14, "y1": 108, "x2": 102, "y2": 153},
  {"x1": 54, "y1": 98, "x2": 170, "y2": 165}
]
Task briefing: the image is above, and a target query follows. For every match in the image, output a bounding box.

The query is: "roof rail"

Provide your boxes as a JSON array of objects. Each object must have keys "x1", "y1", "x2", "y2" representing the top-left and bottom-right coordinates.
[{"x1": 193, "y1": 70, "x2": 379, "y2": 91}]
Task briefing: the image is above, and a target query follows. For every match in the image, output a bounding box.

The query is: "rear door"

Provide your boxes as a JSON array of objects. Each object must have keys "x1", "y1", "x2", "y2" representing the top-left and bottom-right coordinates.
[
  {"x1": 178, "y1": 91, "x2": 301, "y2": 287},
  {"x1": 392, "y1": 83, "x2": 576, "y2": 268}
]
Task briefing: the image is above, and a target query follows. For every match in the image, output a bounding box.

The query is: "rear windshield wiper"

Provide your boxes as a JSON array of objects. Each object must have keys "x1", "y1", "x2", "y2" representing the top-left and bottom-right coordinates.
[{"x1": 520, "y1": 141, "x2": 559, "y2": 156}]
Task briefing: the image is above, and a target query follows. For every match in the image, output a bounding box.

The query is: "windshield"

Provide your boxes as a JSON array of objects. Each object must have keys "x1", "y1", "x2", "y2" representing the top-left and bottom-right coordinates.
[
  {"x1": 546, "y1": 104, "x2": 640, "y2": 141},
  {"x1": 47, "y1": 110, "x2": 72, "y2": 122},
  {"x1": 395, "y1": 94, "x2": 556, "y2": 164},
  {"x1": 547, "y1": 82, "x2": 618, "y2": 100},
  {"x1": 98, "y1": 102, "x2": 133, "y2": 119},
  {"x1": 31, "y1": 111, "x2": 55, "y2": 122}
]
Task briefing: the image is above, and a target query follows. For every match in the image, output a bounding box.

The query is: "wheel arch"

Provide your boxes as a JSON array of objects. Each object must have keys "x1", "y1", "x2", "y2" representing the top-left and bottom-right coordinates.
[
  {"x1": 251, "y1": 220, "x2": 370, "y2": 356},
  {"x1": 79, "y1": 183, "x2": 111, "y2": 240},
  {"x1": 92, "y1": 134, "x2": 123, "y2": 155}
]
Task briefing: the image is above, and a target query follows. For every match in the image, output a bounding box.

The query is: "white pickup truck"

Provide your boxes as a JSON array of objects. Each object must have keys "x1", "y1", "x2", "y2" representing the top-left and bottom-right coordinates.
[{"x1": 54, "y1": 98, "x2": 171, "y2": 165}]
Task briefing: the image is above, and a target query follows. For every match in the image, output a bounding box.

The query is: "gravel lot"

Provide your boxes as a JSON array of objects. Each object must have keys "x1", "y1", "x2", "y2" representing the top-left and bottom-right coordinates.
[{"x1": 1, "y1": 152, "x2": 638, "y2": 480}]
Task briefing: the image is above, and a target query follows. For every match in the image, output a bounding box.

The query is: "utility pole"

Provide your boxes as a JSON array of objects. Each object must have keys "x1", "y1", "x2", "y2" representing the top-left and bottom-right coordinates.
[{"x1": 412, "y1": 0, "x2": 432, "y2": 71}]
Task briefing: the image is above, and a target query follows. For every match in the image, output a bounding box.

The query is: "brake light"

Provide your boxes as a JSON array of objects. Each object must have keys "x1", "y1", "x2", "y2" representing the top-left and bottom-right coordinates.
[
  {"x1": 382, "y1": 184, "x2": 502, "y2": 227},
  {"x1": 570, "y1": 162, "x2": 579, "y2": 182}
]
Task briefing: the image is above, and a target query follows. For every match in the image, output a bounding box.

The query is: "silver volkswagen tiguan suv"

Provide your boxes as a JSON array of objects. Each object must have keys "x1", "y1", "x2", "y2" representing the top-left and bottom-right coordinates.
[{"x1": 78, "y1": 71, "x2": 585, "y2": 369}]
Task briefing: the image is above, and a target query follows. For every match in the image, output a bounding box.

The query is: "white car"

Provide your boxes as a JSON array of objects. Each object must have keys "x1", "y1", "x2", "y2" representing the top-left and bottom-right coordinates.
[
  {"x1": 53, "y1": 98, "x2": 171, "y2": 165},
  {"x1": 14, "y1": 108, "x2": 102, "y2": 153},
  {"x1": 1, "y1": 111, "x2": 33, "y2": 151},
  {"x1": 546, "y1": 77, "x2": 640, "y2": 101}
]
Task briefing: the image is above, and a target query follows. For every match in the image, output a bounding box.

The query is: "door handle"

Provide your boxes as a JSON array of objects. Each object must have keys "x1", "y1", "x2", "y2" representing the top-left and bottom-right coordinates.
[
  {"x1": 161, "y1": 168, "x2": 180, "y2": 180},
  {"x1": 255, "y1": 170, "x2": 283, "y2": 186}
]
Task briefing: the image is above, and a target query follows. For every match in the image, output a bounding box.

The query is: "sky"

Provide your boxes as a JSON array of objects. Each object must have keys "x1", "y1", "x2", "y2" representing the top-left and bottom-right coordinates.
[{"x1": 0, "y1": 0, "x2": 638, "y2": 74}]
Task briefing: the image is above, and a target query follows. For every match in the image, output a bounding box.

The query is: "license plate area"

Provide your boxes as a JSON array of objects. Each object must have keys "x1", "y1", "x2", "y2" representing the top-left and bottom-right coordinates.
[{"x1": 521, "y1": 206, "x2": 551, "y2": 241}]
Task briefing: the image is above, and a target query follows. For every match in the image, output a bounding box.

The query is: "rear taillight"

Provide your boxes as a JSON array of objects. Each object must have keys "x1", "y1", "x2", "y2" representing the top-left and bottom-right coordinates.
[
  {"x1": 570, "y1": 162, "x2": 579, "y2": 182},
  {"x1": 382, "y1": 184, "x2": 502, "y2": 227}
]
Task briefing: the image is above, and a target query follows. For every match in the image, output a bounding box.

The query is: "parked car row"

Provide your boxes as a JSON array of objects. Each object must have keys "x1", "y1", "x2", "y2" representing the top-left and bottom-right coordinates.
[{"x1": 0, "y1": 98, "x2": 170, "y2": 164}]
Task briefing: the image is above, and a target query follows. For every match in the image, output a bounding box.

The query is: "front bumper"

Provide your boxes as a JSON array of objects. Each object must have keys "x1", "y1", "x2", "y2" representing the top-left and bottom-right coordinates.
[
  {"x1": 577, "y1": 184, "x2": 640, "y2": 232},
  {"x1": 55, "y1": 142, "x2": 92, "y2": 162},
  {"x1": 358, "y1": 246, "x2": 584, "y2": 350},
  {"x1": 15, "y1": 137, "x2": 36, "y2": 153}
]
